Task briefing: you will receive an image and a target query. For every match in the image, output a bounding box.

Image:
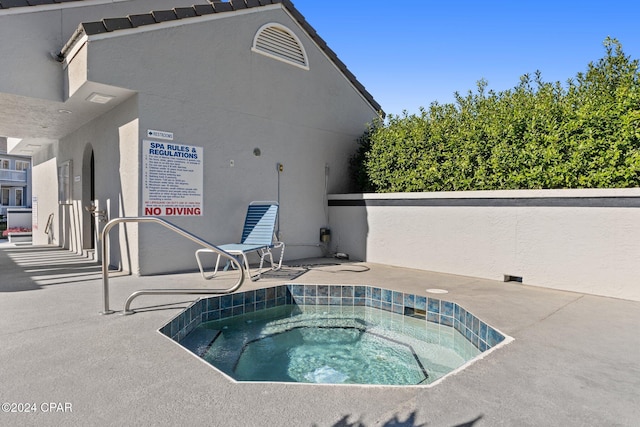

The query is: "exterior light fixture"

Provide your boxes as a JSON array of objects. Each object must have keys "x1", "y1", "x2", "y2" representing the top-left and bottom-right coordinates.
[{"x1": 86, "y1": 92, "x2": 115, "y2": 104}]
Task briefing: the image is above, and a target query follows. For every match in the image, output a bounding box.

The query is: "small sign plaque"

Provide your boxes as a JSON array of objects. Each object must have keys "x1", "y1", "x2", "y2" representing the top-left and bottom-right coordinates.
[{"x1": 147, "y1": 129, "x2": 174, "y2": 140}]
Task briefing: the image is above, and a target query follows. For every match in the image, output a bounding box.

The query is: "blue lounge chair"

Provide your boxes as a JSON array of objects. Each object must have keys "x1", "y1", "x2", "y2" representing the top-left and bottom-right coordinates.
[{"x1": 195, "y1": 201, "x2": 285, "y2": 281}]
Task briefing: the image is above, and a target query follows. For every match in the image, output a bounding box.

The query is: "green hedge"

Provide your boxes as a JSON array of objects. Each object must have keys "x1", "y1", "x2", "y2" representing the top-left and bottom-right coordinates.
[{"x1": 351, "y1": 38, "x2": 640, "y2": 192}]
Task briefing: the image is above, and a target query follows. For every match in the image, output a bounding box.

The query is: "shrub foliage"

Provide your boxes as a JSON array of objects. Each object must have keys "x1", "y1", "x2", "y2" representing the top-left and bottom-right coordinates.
[{"x1": 352, "y1": 38, "x2": 640, "y2": 192}]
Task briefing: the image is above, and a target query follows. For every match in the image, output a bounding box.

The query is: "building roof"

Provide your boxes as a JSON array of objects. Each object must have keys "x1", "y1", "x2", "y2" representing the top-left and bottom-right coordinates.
[
  {"x1": 20, "y1": 0, "x2": 381, "y2": 113},
  {"x1": 0, "y1": 0, "x2": 80, "y2": 8}
]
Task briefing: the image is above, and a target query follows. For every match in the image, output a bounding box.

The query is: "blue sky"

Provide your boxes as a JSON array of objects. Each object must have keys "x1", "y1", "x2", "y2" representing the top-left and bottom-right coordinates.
[{"x1": 292, "y1": 1, "x2": 640, "y2": 117}]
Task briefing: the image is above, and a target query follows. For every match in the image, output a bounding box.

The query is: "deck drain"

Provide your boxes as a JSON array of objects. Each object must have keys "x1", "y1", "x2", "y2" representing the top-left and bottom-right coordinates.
[{"x1": 426, "y1": 289, "x2": 448, "y2": 294}]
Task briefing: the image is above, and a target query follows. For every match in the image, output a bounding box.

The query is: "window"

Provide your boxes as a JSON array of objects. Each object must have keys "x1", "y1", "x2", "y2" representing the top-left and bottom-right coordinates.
[
  {"x1": 15, "y1": 188, "x2": 23, "y2": 206},
  {"x1": 252, "y1": 23, "x2": 309, "y2": 70},
  {"x1": 58, "y1": 160, "x2": 72, "y2": 204},
  {"x1": 1, "y1": 188, "x2": 8, "y2": 205},
  {"x1": 0, "y1": 159, "x2": 8, "y2": 169},
  {"x1": 15, "y1": 161, "x2": 29, "y2": 171}
]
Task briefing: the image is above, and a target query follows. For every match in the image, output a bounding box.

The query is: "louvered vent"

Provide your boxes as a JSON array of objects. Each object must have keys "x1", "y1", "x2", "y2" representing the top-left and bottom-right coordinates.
[{"x1": 252, "y1": 23, "x2": 308, "y2": 69}]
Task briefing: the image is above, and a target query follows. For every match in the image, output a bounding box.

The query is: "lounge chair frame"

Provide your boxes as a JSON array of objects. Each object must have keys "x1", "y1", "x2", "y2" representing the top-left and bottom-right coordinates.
[{"x1": 195, "y1": 201, "x2": 285, "y2": 281}]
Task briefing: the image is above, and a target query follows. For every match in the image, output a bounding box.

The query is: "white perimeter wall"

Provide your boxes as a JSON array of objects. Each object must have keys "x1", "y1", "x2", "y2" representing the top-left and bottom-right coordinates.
[{"x1": 328, "y1": 189, "x2": 640, "y2": 301}]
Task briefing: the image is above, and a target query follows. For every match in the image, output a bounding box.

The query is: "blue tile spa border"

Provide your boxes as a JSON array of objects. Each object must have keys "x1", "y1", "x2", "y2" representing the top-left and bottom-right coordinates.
[{"x1": 159, "y1": 284, "x2": 506, "y2": 354}]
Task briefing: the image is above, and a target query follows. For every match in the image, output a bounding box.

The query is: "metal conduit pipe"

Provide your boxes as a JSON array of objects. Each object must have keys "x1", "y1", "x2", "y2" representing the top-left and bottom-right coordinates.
[{"x1": 101, "y1": 217, "x2": 245, "y2": 315}]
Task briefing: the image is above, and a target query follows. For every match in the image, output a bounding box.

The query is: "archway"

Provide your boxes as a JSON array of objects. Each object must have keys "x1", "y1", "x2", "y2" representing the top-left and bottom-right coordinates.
[{"x1": 81, "y1": 144, "x2": 96, "y2": 250}]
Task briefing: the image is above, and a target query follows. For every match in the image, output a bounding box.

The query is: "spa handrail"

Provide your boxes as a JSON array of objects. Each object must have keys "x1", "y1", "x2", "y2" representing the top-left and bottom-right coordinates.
[
  {"x1": 44, "y1": 213, "x2": 54, "y2": 235},
  {"x1": 101, "y1": 216, "x2": 245, "y2": 315}
]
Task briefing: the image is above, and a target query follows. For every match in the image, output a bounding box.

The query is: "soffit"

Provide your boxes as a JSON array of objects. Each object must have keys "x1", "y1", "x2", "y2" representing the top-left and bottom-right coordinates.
[{"x1": 0, "y1": 82, "x2": 135, "y2": 155}]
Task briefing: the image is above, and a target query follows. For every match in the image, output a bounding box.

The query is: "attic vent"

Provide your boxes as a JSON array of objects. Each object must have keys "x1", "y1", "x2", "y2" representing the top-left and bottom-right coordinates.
[{"x1": 252, "y1": 23, "x2": 309, "y2": 70}]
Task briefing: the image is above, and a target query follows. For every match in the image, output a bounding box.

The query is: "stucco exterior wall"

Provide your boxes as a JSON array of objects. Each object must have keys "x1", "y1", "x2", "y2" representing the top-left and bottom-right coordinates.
[
  {"x1": 328, "y1": 189, "x2": 640, "y2": 301},
  {"x1": 7, "y1": 2, "x2": 379, "y2": 276},
  {"x1": 76, "y1": 7, "x2": 377, "y2": 274},
  {"x1": 31, "y1": 152, "x2": 59, "y2": 246},
  {"x1": 31, "y1": 96, "x2": 139, "y2": 267},
  {"x1": 0, "y1": 0, "x2": 196, "y2": 101}
]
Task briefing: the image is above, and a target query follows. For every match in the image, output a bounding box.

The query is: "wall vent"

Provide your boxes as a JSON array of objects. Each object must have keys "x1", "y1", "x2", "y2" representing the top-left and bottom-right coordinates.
[
  {"x1": 252, "y1": 23, "x2": 309, "y2": 70},
  {"x1": 504, "y1": 275, "x2": 523, "y2": 283}
]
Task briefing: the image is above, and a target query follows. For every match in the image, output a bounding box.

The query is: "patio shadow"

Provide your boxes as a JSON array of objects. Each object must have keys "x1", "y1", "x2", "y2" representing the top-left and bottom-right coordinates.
[{"x1": 0, "y1": 245, "x2": 101, "y2": 292}]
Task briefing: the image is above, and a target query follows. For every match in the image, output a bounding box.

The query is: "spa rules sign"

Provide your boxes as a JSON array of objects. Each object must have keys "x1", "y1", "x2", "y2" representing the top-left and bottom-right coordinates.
[{"x1": 142, "y1": 140, "x2": 203, "y2": 216}]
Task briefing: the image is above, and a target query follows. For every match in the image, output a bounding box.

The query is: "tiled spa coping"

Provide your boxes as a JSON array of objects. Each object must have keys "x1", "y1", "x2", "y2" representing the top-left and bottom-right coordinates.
[{"x1": 159, "y1": 284, "x2": 508, "y2": 354}]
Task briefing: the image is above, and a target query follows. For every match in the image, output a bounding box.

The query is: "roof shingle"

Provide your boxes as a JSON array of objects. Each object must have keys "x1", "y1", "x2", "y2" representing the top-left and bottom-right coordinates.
[
  {"x1": 0, "y1": 0, "x2": 30, "y2": 8},
  {"x1": 152, "y1": 10, "x2": 178, "y2": 23},
  {"x1": 174, "y1": 7, "x2": 197, "y2": 19},
  {"x1": 193, "y1": 4, "x2": 214, "y2": 16},
  {"x1": 229, "y1": 0, "x2": 246, "y2": 10},
  {"x1": 0, "y1": 0, "x2": 80, "y2": 10},
  {"x1": 80, "y1": 21, "x2": 107, "y2": 35},
  {"x1": 103, "y1": 17, "x2": 133, "y2": 32},
  {"x1": 211, "y1": 2, "x2": 233, "y2": 13},
  {"x1": 129, "y1": 14, "x2": 156, "y2": 28}
]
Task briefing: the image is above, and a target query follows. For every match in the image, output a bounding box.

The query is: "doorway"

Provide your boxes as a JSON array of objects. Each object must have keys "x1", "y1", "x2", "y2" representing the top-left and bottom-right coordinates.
[
  {"x1": 81, "y1": 145, "x2": 96, "y2": 250},
  {"x1": 89, "y1": 151, "x2": 95, "y2": 249}
]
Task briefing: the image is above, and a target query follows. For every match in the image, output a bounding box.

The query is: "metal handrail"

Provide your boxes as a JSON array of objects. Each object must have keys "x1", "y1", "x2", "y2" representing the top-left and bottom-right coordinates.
[
  {"x1": 101, "y1": 217, "x2": 245, "y2": 315},
  {"x1": 44, "y1": 213, "x2": 54, "y2": 235}
]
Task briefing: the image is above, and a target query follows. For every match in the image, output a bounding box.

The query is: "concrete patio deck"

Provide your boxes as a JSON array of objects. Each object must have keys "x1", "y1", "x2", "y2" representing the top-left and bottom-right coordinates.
[{"x1": 1, "y1": 242, "x2": 639, "y2": 426}]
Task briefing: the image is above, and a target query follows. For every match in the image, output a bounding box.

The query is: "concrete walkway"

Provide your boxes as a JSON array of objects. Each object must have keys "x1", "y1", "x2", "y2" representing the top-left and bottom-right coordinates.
[{"x1": 1, "y1": 242, "x2": 639, "y2": 426}]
